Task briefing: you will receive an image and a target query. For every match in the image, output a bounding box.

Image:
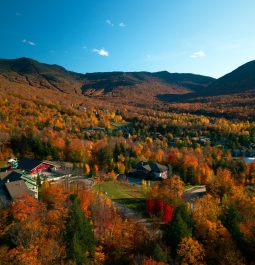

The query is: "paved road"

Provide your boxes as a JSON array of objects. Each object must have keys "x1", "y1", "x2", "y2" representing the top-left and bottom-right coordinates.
[{"x1": 183, "y1": 186, "x2": 207, "y2": 202}]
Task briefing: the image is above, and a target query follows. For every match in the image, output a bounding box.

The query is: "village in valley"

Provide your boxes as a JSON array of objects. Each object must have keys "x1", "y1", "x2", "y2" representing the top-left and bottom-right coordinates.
[
  {"x1": 0, "y1": 93, "x2": 255, "y2": 264},
  {"x1": 0, "y1": 88, "x2": 255, "y2": 264},
  {"x1": 0, "y1": 157, "x2": 175, "y2": 204}
]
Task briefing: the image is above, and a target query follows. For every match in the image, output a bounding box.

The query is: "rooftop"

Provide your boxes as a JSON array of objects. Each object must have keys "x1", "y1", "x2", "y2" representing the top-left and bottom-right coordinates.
[
  {"x1": 0, "y1": 170, "x2": 22, "y2": 183},
  {"x1": 18, "y1": 158, "x2": 43, "y2": 171},
  {"x1": 133, "y1": 161, "x2": 168, "y2": 173},
  {"x1": 5, "y1": 180, "x2": 35, "y2": 200}
]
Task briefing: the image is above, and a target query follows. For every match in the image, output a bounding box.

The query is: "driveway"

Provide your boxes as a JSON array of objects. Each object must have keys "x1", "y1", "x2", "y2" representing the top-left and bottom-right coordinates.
[{"x1": 183, "y1": 186, "x2": 207, "y2": 202}]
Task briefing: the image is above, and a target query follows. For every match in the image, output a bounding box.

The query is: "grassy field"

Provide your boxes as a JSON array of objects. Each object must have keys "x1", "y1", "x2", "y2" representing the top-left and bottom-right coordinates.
[
  {"x1": 184, "y1": 184, "x2": 205, "y2": 191},
  {"x1": 94, "y1": 181, "x2": 146, "y2": 213},
  {"x1": 110, "y1": 121, "x2": 130, "y2": 129},
  {"x1": 0, "y1": 161, "x2": 7, "y2": 169},
  {"x1": 94, "y1": 181, "x2": 204, "y2": 215}
]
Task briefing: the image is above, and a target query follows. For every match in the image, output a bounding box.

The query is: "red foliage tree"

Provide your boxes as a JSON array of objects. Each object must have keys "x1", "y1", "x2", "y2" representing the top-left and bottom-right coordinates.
[
  {"x1": 162, "y1": 205, "x2": 173, "y2": 223},
  {"x1": 155, "y1": 199, "x2": 164, "y2": 214},
  {"x1": 146, "y1": 198, "x2": 155, "y2": 216}
]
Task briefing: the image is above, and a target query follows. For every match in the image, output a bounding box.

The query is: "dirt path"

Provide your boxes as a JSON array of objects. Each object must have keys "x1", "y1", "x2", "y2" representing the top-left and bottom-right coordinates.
[
  {"x1": 113, "y1": 186, "x2": 206, "y2": 230},
  {"x1": 112, "y1": 201, "x2": 151, "y2": 227},
  {"x1": 112, "y1": 201, "x2": 163, "y2": 238}
]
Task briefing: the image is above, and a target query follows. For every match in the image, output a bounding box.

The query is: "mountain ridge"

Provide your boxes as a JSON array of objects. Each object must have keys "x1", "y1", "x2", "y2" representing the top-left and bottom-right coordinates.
[
  {"x1": 0, "y1": 57, "x2": 215, "y2": 97},
  {"x1": 1, "y1": 57, "x2": 255, "y2": 106}
]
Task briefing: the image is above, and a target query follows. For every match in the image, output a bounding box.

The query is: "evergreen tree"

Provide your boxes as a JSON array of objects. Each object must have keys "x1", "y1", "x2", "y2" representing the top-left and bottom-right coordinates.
[
  {"x1": 164, "y1": 204, "x2": 193, "y2": 256},
  {"x1": 119, "y1": 142, "x2": 126, "y2": 153},
  {"x1": 186, "y1": 166, "x2": 195, "y2": 184},
  {"x1": 36, "y1": 174, "x2": 42, "y2": 188},
  {"x1": 153, "y1": 244, "x2": 167, "y2": 262},
  {"x1": 66, "y1": 195, "x2": 95, "y2": 265},
  {"x1": 97, "y1": 146, "x2": 112, "y2": 171},
  {"x1": 220, "y1": 204, "x2": 253, "y2": 259},
  {"x1": 221, "y1": 204, "x2": 243, "y2": 238},
  {"x1": 113, "y1": 143, "x2": 121, "y2": 162}
]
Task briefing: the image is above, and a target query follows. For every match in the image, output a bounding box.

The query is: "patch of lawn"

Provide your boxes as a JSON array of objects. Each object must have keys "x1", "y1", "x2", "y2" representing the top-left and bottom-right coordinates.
[
  {"x1": 0, "y1": 161, "x2": 7, "y2": 169},
  {"x1": 110, "y1": 121, "x2": 130, "y2": 129},
  {"x1": 94, "y1": 181, "x2": 144, "y2": 199},
  {"x1": 114, "y1": 198, "x2": 147, "y2": 214},
  {"x1": 184, "y1": 184, "x2": 202, "y2": 191},
  {"x1": 94, "y1": 181, "x2": 146, "y2": 213}
]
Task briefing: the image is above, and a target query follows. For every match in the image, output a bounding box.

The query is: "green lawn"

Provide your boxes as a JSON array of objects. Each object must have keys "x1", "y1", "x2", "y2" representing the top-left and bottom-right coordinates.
[
  {"x1": 0, "y1": 161, "x2": 7, "y2": 169},
  {"x1": 110, "y1": 121, "x2": 130, "y2": 129},
  {"x1": 184, "y1": 184, "x2": 202, "y2": 191},
  {"x1": 94, "y1": 181, "x2": 146, "y2": 213},
  {"x1": 184, "y1": 184, "x2": 194, "y2": 190}
]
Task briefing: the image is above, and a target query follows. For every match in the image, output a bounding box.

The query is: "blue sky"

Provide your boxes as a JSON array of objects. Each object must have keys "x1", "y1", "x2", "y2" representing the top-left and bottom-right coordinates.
[{"x1": 1, "y1": 0, "x2": 255, "y2": 77}]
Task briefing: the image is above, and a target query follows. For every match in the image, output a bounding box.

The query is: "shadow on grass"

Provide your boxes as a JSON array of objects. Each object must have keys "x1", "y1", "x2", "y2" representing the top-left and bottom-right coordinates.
[{"x1": 113, "y1": 198, "x2": 147, "y2": 216}]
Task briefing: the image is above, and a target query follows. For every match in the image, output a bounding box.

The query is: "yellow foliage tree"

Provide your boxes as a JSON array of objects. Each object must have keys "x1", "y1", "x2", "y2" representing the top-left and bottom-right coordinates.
[{"x1": 177, "y1": 237, "x2": 205, "y2": 265}]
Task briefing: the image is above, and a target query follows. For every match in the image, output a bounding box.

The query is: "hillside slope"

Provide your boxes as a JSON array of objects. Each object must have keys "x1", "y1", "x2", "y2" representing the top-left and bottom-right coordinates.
[
  {"x1": 0, "y1": 57, "x2": 84, "y2": 94},
  {"x1": 204, "y1": 60, "x2": 255, "y2": 95},
  {"x1": 81, "y1": 71, "x2": 214, "y2": 95},
  {"x1": 0, "y1": 57, "x2": 255, "y2": 119},
  {"x1": 0, "y1": 58, "x2": 215, "y2": 103},
  {"x1": 1, "y1": 57, "x2": 255, "y2": 117}
]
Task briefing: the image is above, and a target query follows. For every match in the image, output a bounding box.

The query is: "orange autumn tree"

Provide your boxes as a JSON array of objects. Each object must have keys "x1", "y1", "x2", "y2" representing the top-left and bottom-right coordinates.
[
  {"x1": 142, "y1": 258, "x2": 167, "y2": 265},
  {"x1": 3, "y1": 195, "x2": 46, "y2": 265},
  {"x1": 1, "y1": 185, "x2": 97, "y2": 265},
  {"x1": 207, "y1": 168, "x2": 237, "y2": 199},
  {"x1": 148, "y1": 175, "x2": 184, "y2": 205},
  {"x1": 154, "y1": 149, "x2": 165, "y2": 163},
  {"x1": 77, "y1": 188, "x2": 94, "y2": 218},
  {"x1": 245, "y1": 162, "x2": 255, "y2": 184},
  {"x1": 177, "y1": 237, "x2": 205, "y2": 265},
  {"x1": 42, "y1": 185, "x2": 69, "y2": 235},
  {"x1": 192, "y1": 194, "x2": 220, "y2": 229},
  {"x1": 85, "y1": 163, "x2": 91, "y2": 175}
]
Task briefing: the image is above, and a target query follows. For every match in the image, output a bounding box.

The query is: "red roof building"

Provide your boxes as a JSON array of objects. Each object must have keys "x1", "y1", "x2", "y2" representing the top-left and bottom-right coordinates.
[{"x1": 18, "y1": 158, "x2": 53, "y2": 174}]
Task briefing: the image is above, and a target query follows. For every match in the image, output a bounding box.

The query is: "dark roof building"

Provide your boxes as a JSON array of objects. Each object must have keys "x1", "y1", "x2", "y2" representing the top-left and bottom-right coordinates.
[
  {"x1": 133, "y1": 161, "x2": 168, "y2": 173},
  {"x1": 148, "y1": 162, "x2": 168, "y2": 173},
  {"x1": 18, "y1": 158, "x2": 43, "y2": 172},
  {"x1": 18, "y1": 158, "x2": 53, "y2": 174},
  {"x1": 133, "y1": 161, "x2": 152, "y2": 172},
  {"x1": 5, "y1": 180, "x2": 34, "y2": 201},
  {"x1": 43, "y1": 160, "x2": 62, "y2": 169},
  {"x1": 0, "y1": 167, "x2": 37, "y2": 204},
  {"x1": 0, "y1": 170, "x2": 22, "y2": 186},
  {"x1": 132, "y1": 161, "x2": 170, "y2": 180}
]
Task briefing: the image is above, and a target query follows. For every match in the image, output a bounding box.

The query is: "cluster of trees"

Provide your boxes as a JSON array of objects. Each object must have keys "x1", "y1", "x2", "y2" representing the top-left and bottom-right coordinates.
[
  {"x1": 0, "y1": 90, "x2": 125, "y2": 161},
  {"x1": 1, "y1": 82, "x2": 255, "y2": 165},
  {"x1": 128, "y1": 111, "x2": 254, "y2": 149},
  {"x1": 1, "y1": 168, "x2": 254, "y2": 264},
  {"x1": 1, "y1": 53, "x2": 255, "y2": 264},
  {"x1": 167, "y1": 146, "x2": 251, "y2": 184},
  {"x1": 167, "y1": 92, "x2": 255, "y2": 120},
  {"x1": 3, "y1": 124, "x2": 255, "y2": 187},
  {"x1": 0, "y1": 183, "x2": 169, "y2": 265},
  {"x1": 1, "y1": 83, "x2": 254, "y2": 191},
  {"x1": 143, "y1": 170, "x2": 255, "y2": 264}
]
